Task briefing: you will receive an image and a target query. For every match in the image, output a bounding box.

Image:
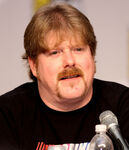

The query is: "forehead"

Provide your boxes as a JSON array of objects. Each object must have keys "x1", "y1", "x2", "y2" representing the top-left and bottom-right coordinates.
[{"x1": 45, "y1": 30, "x2": 86, "y2": 50}]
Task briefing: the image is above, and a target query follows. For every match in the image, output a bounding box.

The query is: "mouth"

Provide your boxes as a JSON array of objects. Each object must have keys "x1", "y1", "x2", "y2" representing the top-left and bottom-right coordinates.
[{"x1": 60, "y1": 74, "x2": 81, "y2": 80}]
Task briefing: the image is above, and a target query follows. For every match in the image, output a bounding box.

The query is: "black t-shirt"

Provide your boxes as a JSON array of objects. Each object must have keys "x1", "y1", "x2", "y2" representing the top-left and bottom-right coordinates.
[{"x1": 0, "y1": 78, "x2": 129, "y2": 150}]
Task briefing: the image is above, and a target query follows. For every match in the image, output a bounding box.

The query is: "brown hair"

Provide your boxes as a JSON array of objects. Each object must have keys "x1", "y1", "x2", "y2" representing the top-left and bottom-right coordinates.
[{"x1": 23, "y1": 3, "x2": 97, "y2": 81}]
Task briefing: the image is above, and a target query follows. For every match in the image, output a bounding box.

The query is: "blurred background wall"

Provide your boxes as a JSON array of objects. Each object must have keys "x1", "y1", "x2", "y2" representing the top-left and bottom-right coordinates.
[{"x1": 0, "y1": 0, "x2": 129, "y2": 95}]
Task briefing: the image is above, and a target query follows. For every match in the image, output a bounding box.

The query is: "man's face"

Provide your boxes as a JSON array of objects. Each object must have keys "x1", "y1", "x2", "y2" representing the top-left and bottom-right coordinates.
[{"x1": 29, "y1": 32, "x2": 95, "y2": 105}]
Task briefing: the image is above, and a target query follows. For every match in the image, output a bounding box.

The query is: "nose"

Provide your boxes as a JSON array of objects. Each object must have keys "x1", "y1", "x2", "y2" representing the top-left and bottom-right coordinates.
[{"x1": 63, "y1": 50, "x2": 75, "y2": 68}]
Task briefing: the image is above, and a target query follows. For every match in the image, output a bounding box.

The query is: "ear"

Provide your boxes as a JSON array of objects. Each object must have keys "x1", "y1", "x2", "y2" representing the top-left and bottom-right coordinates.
[
  {"x1": 28, "y1": 57, "x2": 37, "y2": 77},
  {"x1": 94, "y1": 59, "x2": 96, "y2": 73}
]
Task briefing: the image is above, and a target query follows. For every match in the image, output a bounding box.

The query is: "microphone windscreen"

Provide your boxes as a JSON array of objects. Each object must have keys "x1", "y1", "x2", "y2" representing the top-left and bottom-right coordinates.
[{"x1": 99, "y1": 110, "x2": 118, "y2": 127}]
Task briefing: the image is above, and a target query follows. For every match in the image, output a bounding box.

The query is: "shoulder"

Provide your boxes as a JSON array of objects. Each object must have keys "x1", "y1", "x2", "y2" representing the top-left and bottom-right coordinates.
[
  {"x1": 0, "y1": 82, "x2": 39, "y2": 124},
  {"x1": 0, "y1": 82, "x2": 38, "y2": 105},
  {"x1": 93, "y1": 78, "x2": 129, "y2": 110},
  {"x1": 93, "y1": 78, "x2": 129, "y2": 93},
  {"x1": 93, "y1": 78, "x2": 129, "y2": 118}
]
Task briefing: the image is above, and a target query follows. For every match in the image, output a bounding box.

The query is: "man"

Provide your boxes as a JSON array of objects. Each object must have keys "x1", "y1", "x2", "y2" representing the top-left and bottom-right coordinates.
[{"x1": 0, "y1": 3, "x2": 129, "y2": 150}]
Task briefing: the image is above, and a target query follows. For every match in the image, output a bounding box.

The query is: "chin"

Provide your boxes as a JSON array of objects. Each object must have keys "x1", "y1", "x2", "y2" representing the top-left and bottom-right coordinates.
[
  {"x1": 58, "y1": 90, "x2": 86, "y2": 100},
  {"x1": 57, "y1": 80, "x2": 87, "y2": 100}
]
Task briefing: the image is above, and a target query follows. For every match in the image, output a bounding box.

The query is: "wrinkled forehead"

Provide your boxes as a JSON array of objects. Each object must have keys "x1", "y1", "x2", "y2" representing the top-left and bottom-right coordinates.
[{"x1": 45, "y1": 30, "x2": 87, "y2": 50}]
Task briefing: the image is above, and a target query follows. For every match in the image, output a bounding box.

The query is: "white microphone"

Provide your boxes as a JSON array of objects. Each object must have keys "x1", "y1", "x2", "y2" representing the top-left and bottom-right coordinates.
[{"x1": 99, "y1": 110, "x2": 129, "y2": 150}]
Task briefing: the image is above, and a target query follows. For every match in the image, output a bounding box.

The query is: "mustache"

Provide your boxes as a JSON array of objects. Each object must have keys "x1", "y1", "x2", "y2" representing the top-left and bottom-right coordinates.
[{"x1": 57, "y1": 67, "x2": 84, "y2": 80}]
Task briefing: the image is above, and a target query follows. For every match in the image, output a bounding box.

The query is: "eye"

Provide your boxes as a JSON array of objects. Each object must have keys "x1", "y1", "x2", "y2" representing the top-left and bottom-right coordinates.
[
  {"x1": 73, "y1": 48, "x2": 84, "y2": 52},
  {"x1": 48, "y1": 49, "x2": 63, "y2": 56},
  {"x1": 50, "y1": 50, "x2": 58, "y2": 55},
  {"x1": 76, "y1": 48, "x2": 83, "y2": 51}
]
